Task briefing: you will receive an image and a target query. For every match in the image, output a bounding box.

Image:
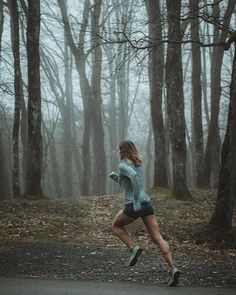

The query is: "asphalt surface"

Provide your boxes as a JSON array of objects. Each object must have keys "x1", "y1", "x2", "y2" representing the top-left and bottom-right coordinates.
[{"x1": 0, "y1": 278, "x2": 235, "y2": 295}]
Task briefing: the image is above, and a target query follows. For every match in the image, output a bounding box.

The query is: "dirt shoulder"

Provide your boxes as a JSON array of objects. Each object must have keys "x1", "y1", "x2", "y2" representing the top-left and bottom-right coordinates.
[{"x1": 0, "y1": 189, "x2": 235, "y2": 287}]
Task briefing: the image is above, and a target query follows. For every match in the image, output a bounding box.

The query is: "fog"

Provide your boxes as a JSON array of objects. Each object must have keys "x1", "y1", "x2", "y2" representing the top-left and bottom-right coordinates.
[{"x1": 0, "y1": 0, "x2": 234, "y2": 199}]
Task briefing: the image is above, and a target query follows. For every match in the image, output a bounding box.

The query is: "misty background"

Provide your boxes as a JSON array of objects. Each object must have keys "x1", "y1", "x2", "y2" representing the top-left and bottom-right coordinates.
[{"x1": 0, "y1": 0, "x2": 235, "y2": 201}]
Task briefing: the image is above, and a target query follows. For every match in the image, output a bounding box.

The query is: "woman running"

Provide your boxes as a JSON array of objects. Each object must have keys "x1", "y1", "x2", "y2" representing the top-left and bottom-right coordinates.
[{"x1": 109, "y1": 140, "x2": 180, "y2": 287}]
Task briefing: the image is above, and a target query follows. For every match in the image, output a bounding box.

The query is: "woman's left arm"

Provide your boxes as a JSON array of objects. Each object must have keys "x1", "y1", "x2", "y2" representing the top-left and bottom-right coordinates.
[{"x1": 109, "y1": 172, "x2": 119, "y2": 183}]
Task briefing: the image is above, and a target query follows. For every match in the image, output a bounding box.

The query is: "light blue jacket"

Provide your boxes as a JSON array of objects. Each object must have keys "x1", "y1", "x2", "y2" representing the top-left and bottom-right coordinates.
[{"x1": 109, "y1": 160, "x2": 150, "y2": 211}]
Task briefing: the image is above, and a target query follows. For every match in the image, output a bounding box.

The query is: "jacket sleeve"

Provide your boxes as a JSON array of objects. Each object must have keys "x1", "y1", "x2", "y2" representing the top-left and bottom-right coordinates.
[
  {"x1": 118, "y1": 162, "x2": 141, "y2": 211},
  {"x1": 109, "y1": 172, "x2": 119, "y2": 183}
]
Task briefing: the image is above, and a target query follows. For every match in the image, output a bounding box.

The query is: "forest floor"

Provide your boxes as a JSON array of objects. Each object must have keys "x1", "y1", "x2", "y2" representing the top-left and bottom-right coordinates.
[{"x1": 0, "y1": 189, "x2": 236, "y2": 288}]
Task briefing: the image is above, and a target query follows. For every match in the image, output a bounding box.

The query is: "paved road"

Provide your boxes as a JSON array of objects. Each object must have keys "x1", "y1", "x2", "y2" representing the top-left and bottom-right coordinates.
[{"x1": 0, "y1": 278, "x2": 235, "y2": 295}]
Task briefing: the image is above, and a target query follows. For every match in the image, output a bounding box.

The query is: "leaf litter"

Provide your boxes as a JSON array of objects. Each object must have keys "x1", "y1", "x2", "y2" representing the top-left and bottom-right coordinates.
[{"x1": 0, "y1": 189, "x2": 235, "y2": 287}]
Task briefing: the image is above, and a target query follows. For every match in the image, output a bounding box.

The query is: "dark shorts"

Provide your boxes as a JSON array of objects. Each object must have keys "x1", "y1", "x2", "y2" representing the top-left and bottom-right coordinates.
[{"x1": 123, "y1": 201, "x2": 155, "y2": 219}]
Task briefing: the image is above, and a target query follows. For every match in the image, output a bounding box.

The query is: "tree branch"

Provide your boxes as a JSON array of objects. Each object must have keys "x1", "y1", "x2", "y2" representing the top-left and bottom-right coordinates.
[
  {"x1": 57, "y1": 0, "x2": 79, "y2": 57},
  {"x1": 100, "y1": 32, "x2": 235, "y2": 50},
  {"x1": 0, "y1": 0, "x2": 8, "y2": 7},
  {"x1": 223, "y1": 32, "x2": 236, "y2": 51}
]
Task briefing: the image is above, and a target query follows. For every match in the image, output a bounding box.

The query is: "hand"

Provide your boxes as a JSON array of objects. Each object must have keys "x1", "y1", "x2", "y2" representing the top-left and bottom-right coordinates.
[
  {"x1": 133, "y1": 195, "x2": 141, "y2": 211},
  {"x1": 109, "y1": 172, "x2": 116, "y2": 177},
  {"x1": 133, "y1": 201, "x2": 141, "y2": 212}
]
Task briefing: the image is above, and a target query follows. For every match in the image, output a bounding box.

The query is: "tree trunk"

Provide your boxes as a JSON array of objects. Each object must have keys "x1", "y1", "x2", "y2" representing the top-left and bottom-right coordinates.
[
  {"x1": 18, "y1": 11, "x2": 28, "y2": 192},
  {"x1": 8, "y1": 0, "x2": 23, "y2": 197},
  {"x1": 145, "y1": 119, "x2": 153, "y2": 189},
  {"x1": 189, "y1": 0, "x2": 204, "y2": 187},
  {"x1": 210, "y1": 43, "x2": 236, "y2": 230},
  {"x1": 0, "y1": 122, "x2": 10, "y2": 199},
  {"x1": 165, "y1": 0, "x2": 191, "y2": 200},
  {"x1": 104, "y1": 45, "x2": 118, "y2": 194},
  {"x1": 41, "y1": 122, "x2": 48, "y2": 191},
  {"x1": 72, "y1": 144, "x2": 82, "y2": 195},
  {"x1": 0, "y1": 0, "x2": 4, "y2": 62},
  {"x1": 63, "y1": 31, "x2": 73, "y2": 197},
  {"x1": 201, "y1": 23, "x2": 210, "y2": 128},
  {"x1": 145, "y1": 0, "x2": 168, "y2": 188},
  {"x1": 202, "y1": 46, "x2": 210, "y2": 128},
  {"x1": 72, "y1": 106, "x2": 82, "y2": 195},
  {"x1": 112, "y1": 3, "x2": 129, "y2": 142},
  {"x1": 76, "y1": 55, "x2": 93, "y2": 196},
  {"x1": 203, "y1": 0, "x2": 235, "y2": 187},
  {"x1": 91, "y1": 0, "x2": 106, "y2": 195},
  {"x1": 0, "y1": 2, "x2": 7, "y2": 200},
  {"x1": 58, "y1": 0, "x2": 92, "y2": 196},
  {"x1": 163, "y1": 85, "x2": 172, "y2": 187},
  {"x1": 50, "y1": 137, "x2": 63, "y2": 198},
  {"x1": 41, "y1": 44, "x2": 77, "y2": 197},
  {"x1": 117, "y1": 46, "x2": 129, "y2": 142},
  {"x1": 24, "y1": 0, "x2": 43, "y2": 197},
  {"x1": 20, "y1": 96, "x2": 28, "y2": 192}
]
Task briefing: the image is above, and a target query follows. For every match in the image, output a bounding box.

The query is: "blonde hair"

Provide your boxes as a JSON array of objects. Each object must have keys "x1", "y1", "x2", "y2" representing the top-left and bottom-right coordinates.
[{"x1": 119, "y1": 140, "x2": 142, "y2": 166}]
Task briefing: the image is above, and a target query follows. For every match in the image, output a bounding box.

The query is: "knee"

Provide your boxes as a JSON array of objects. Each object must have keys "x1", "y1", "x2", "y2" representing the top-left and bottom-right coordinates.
[{"x1": 112, "y1": 224, "x2": 120, "y2": 236}]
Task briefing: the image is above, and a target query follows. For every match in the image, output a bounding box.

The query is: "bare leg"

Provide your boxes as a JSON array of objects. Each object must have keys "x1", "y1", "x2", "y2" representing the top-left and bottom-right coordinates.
[
  {"x1": 142, "y1": 214, "x2": 174, "y2": 270},
  {"x1": 112, "y1": 210, "x2": 136, "y2": 250}
]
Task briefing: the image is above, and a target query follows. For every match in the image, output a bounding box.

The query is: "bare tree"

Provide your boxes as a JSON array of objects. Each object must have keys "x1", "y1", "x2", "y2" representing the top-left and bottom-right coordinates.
[
  {"x1": 8, "y1": 0, "x2": 24, "y2": 197},
  {"x1": 210, "y1": 34, "x2": 236, "y2": 230},
  {"x1": 58, "y1": 0, "x2": 92, "y2": 195},
  {"x1": 103, "y1": 44, "x2": 118, "y2": 194},
  {"x1": 203, "y1": 0, "x2": 236, "y2": 187},
  {"x1": 0, "y1": 110, "x2": 12, "y2": 199},
  {"x1": 63, "y1": 32, "x2": 73, "y2": 197},
  {"x1": 20, "y1": 91, "x2": 28, "y2": 192},
  {"x1": 58, "y1": 0, "x2": 108, "y2": 195},
  {"x1": 24, "y1": 0, "x2": 44, "y2": 197},
  {"x1": 145, "y1": 118, "x2": 153, "y2": 188},
  {"x1": 90, "y1": 0, "x2": 107, "y2": 195},
  {"x1": 117, "y1": 45, "x2": 129, "y2": 142},
  {"x1": 165, "y1": 0, "x2": 192, "y2": 200},
  {"x1": 189, "y1": 0, "x2": 205, "y2": 188},
  {"x1": 0, "y1": 0, "x2": 4, "y2": 61},
  {"x1": 17, "y1": 7, "x2": 28, "y2": 192},
  {"x1": 43, "y1": 115, "x2": 63, "y2": 198},
  {"x1": 145, "y1": 0, "x2": 168, "y2": 188}
]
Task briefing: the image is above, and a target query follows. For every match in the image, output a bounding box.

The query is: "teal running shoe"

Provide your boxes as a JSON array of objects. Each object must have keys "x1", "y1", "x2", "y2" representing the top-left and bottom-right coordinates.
[
  {"x1": 129, "y1": 245, "x2": 143, "y2": 267},
  {"x1": 168, "y1": 266, "x2": 180, "y2": 287}
]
